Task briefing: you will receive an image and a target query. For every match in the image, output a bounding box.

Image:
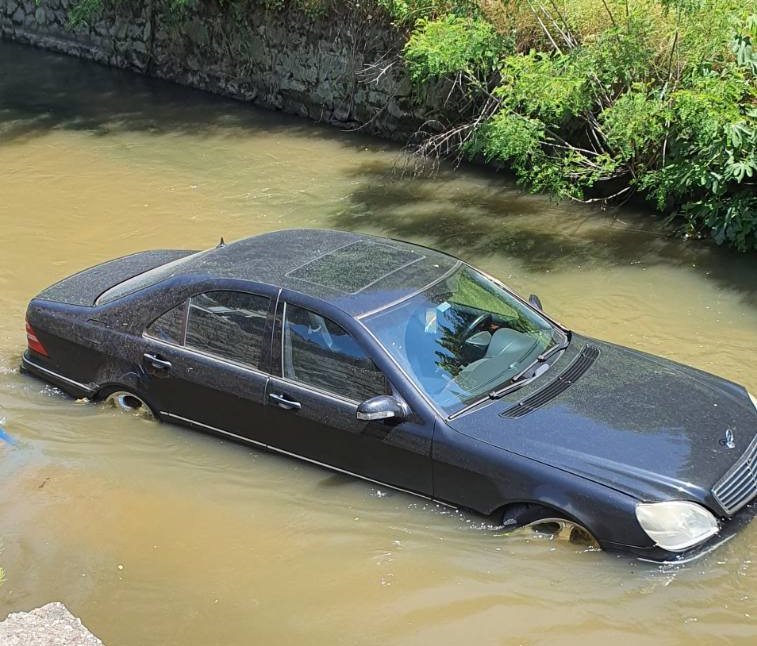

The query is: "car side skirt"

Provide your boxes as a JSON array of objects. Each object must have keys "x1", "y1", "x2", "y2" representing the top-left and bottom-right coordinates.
[{"x1": 162, "y1": 411, "x2": 456, "y2": 508}]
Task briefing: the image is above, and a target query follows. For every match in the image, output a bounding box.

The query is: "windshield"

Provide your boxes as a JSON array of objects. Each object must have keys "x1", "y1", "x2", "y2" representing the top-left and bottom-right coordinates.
[{"x1": 363, "y1": 265, "x2": 557, "y2": 414}]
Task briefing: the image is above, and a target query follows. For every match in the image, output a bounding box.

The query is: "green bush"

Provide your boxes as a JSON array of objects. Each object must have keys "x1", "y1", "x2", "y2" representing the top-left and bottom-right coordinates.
[
  {"x1": 406, "y1": 2, "x2": 756, "y2": 251},
  {"x1": 376, "y1": 1, "x2": 476, "y2": 24},
  {"x1": 404, "y1": 14, "x2": 505, "y2": 83}
]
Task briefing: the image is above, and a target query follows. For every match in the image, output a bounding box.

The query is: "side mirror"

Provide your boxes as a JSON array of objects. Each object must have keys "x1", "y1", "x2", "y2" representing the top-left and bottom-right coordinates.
[
  {"x1": 356, "y1": 395, "x2": 407, "y2": 422},
  {"x1": 528, "y1": 294, "x2": 543, "y2": 310}
]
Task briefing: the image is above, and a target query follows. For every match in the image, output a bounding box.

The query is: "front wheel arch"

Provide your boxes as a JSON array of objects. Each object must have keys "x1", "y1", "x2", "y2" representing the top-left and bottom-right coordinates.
[{"x1": 497, "y1": 502, "x2": 600, "y2": 548}]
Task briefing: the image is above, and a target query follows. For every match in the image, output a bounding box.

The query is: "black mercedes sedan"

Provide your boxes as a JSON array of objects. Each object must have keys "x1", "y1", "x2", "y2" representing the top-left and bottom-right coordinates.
[{"x1": 22, "y1": 229, "x2": 756, "y2": 562}]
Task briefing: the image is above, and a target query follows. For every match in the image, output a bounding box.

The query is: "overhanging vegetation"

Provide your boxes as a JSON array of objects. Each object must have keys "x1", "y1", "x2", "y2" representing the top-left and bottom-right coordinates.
[{"x1": 68, "y1": 0, "x2": 757, "y2": 251}]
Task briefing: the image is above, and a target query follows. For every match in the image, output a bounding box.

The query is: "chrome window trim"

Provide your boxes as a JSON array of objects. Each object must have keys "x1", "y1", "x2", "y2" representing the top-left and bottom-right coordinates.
[
  {"x1": 162, "y1": 412, "x2": 453, "y2": 508},
  {"x1": 22, "y1": 356, "x2": 98, "y2": 395},
  {"x1": 179, "y1": 298, "x2": 189, "y2": 345},
  {"x1": 142, "y1": 333, "x2": 271, "y2": 378},
  {"x1": 280, "y1": 301, "x2": 287, "y2": 379},
  {"x1": 274, "y1": 375, "x2": 361, "y2": 406}
]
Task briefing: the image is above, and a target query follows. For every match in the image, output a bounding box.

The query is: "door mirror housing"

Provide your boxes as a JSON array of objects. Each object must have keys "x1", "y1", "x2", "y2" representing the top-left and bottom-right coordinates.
[
  {"x1": 528, "y1": 294, "x2": 543, "y2": 310},
  {"x1": 356, "y1": 395, "x2": 407, "y2": 422}
]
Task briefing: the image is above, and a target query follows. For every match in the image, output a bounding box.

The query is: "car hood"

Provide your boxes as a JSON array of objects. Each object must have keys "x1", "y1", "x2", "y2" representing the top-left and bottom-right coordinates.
[{"x1": 447, "y1": 334, "x2": 757, "y2": 509}]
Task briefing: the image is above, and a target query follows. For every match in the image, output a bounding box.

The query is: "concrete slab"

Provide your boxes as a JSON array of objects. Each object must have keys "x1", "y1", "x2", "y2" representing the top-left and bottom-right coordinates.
[{"x1": 0, "y1": 602, "x2": 103, "y2": 645}]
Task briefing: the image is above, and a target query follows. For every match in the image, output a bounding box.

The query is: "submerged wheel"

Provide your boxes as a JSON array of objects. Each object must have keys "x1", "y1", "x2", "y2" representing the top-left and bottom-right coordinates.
[
  {"x1": 502, "y1": 503, "x2": 599, "y2": 548},
  {"x1": 104, "y1": 390, "x2": 155, "y2": 420}
]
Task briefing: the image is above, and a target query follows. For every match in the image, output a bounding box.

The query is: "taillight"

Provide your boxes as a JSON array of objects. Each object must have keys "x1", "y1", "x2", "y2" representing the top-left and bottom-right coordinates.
[{"x1": 26, "y1": 320, "x2": 49, "y2": 357}]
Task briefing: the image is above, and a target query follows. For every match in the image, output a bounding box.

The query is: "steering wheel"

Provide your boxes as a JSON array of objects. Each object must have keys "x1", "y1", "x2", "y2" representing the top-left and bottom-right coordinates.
[{"x1": 462, "y1": 312, "x2": 492, "y2": 339}]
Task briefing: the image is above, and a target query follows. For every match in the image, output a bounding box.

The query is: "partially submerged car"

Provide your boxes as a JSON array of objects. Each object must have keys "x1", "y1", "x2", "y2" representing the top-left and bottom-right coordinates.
[{"x1": 22, "y1": 229, "x2": 756, "y2": 561}]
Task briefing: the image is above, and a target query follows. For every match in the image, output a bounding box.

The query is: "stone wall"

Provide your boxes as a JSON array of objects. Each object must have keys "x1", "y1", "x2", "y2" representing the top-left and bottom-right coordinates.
[{"x1": 0, "y1": 0, "x2": 449, "y2": 141}]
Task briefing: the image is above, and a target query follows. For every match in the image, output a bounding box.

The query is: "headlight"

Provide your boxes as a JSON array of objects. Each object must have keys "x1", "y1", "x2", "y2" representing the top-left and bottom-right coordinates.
[
  {"x1": 635, "y1": 501, "x2": 719, "y2": 552},
  {"x1": 749, "y1": 391, "x2": 756, "y2": 412}
]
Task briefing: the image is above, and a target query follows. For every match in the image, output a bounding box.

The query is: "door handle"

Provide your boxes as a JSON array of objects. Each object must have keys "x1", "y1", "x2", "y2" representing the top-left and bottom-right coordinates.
[
  {"x1": 268, "y1": 392, "x2": 301, "y2": 410},
  {"x1": 143, "y1": 353, "x2": 172, "y2": 371}
]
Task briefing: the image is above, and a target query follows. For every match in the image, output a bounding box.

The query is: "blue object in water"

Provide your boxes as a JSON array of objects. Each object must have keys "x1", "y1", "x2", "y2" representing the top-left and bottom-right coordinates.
[{"x1": 0, "y1": 426, "x2": 17, "y2": 446}]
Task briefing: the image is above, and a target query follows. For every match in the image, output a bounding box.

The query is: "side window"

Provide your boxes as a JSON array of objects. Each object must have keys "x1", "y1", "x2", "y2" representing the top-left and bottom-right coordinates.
[
  {"x1": 185, "y1": 291, "x2": 270, "y2": 368},
  {"x1": 146, "y1": 302, "x2": 186, "y2": 344},
  {"x1": 282, "y1": 304, "x2": 387, "y2": 401}
]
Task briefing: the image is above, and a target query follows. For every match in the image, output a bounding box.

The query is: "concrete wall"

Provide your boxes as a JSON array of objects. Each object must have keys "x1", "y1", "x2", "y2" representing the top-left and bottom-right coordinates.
[{"x1": 0, "y1": 0, "x2": 450, "y2": 141}]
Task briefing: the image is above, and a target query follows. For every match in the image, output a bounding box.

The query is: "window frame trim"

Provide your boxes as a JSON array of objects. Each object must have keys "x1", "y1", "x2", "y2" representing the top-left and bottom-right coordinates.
[
  {"x1": 273, "y1": 374, "x2": 365, "y2": 407},
  {"x1": 142, "y1": 333, "x2": 273, "y2": 378}
]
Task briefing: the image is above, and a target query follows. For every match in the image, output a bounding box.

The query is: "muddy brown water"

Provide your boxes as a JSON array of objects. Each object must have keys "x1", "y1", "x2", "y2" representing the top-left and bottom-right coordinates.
[{"x1": 0, "y1": 41, "x2": 755, "y2": 645}]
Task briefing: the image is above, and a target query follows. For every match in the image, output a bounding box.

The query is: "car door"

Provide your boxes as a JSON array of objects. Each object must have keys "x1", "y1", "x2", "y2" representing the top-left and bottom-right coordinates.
[
  {"x1": 139, "y1": 287, "x2": 278, "y2": 445},
  {"x1": 264, "y1": 298, "x2": 434, "y2": 496}
]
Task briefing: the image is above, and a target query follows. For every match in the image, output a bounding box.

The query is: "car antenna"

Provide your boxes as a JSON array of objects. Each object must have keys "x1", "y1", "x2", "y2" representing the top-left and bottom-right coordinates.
[{"x1": 216, "y1": 237, "x2": 225, "y2": 248}]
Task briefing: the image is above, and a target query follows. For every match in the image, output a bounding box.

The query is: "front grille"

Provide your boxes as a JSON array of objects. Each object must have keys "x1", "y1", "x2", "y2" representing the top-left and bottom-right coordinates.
[
  {"x1": 712, "y1": 434, "x2": 757, "y2": 516},
  {"x1": 500, "y1": 345, "x2": 600, "y2": 419}
]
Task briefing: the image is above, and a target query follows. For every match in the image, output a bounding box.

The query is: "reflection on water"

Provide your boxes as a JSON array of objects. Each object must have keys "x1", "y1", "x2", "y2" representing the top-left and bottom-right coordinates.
[{"x1": 0, "y1": 40, "x2": 755, "y2": 646}]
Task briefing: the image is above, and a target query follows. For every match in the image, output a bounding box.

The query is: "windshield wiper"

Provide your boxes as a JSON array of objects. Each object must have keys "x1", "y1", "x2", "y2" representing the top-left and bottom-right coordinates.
[
  {"x1": 488, "y1": 331, "x2": 571, "y2": 400},
  {"x1": 448, "y1": 371, "x2": 541, "y2": 420},
  {"x1": 447, "y1": 331, "x2": 571, "y2": 420}
]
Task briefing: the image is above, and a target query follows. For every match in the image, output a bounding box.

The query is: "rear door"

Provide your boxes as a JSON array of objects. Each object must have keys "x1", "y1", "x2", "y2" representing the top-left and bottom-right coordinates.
[
  {"x1": 264, "y1": 297, "x2": 434, "y2": 495},
  {"x1": 140, "y1": 287, "x2": 278, "y2": 444}
]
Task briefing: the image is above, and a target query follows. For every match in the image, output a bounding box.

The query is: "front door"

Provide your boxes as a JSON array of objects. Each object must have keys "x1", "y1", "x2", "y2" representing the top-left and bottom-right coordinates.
[{"x1": 264, "y1": 300, "x2": 434, "y2": 495}]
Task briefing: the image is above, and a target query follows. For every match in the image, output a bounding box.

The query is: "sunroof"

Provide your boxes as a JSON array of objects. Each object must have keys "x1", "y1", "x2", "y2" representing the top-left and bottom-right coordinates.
[{"x1": 286, "y1": 240, "x2": 424, "y2": 294}]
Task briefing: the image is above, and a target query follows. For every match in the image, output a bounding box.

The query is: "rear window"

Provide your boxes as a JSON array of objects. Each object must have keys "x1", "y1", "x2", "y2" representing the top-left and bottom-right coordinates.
[{"x1": 95, "y1": 250, "x2": 208, "y2": 305}]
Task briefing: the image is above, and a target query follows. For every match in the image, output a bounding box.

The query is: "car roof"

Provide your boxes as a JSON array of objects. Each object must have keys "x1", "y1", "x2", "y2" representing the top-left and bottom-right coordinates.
[{"x1": 132, "y1": 229, "x2": 459, "y2": 317}]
